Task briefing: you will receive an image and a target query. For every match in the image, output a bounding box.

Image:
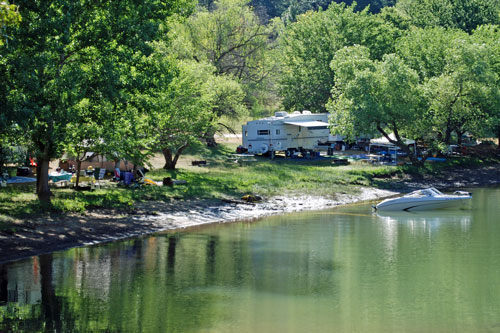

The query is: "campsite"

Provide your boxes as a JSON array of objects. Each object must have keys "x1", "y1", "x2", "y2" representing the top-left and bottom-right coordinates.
[{"x1": 2, "y1": 0, "x2": 500, "y2": 330}]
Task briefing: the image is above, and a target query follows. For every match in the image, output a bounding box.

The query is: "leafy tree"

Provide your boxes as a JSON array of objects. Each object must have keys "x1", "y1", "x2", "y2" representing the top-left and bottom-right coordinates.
[
  {"x1": 0, "y1": 1, "x2": 22, "y2": 173},
  {"x1": 328, "y1": 46, "x2": 426, "y2": 165},
  {"x1": 2, "y1": 1, "x2": 114, "y2": 201},
  {"x1": 2, "y1": 0, "x2": 194, "y2": 202},
  {"x1": 170, "y1": 0, "x2": 272, "y2": 83},
  {"x1": 329, "y1": 30, "x2": 500, "y2": 165},
  {"x1": 202, "y1": 74, "x2": 247, "y2": 146},
  {"x1": 156, "y1": 61, "x2": 215, "y2": 170},
  {"x1": 141, "y1": 43, "x2": 216, "y2": 170},
  {"x1": 473, "y1": 25, "x2": 500, "y2": 148},
  {"x1": 397, "y1": 27, "x2": 500, "y2": 145},
  {"x1": 395, "y1": 0, "x2": 500, "y2": 33},
  {"x1": 169, "y1": 0, "x2": 270, "y2": 144},
  {"x1": 0, "y1": 1, "x2": 21, "y2": 47},
  {"x1": 278, "y1": 3, "x2": 401, "y2": 113}
]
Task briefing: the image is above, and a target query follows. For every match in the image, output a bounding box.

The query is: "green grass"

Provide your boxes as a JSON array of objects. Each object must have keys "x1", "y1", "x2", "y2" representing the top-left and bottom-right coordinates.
[{"x1": 1, "y1": 144, "x2": 496, "y2": 220}]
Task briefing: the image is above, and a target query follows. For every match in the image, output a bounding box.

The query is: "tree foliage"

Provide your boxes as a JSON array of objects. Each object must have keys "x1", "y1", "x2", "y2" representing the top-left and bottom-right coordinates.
[
  {"x1": 141, "y1": 42, "x2": 215, "y2": 169},
  {"x1": 473, "y1": 25, "x2": 500, "y2": 146},
  {"x1": 168, "y1": 0, "x2": 264, "y2": 143},
  {"x1": 170, "y1": 0, "x2": 272, "y2": 84},
  {"x1": 329, "y1": 27, "x2": 500, "y2": 165},
  {"x1": 1, "y1": 0, "x2": 194, "y2": 201},
  {"x1": 278, "y1": 3, "x2": 401, "y2": 113},
  {"x1": 0, "y1": 1, "x2": 21, "y2": 47},
  {"x1": 329, "y1": 46, "x2": 425, "y2": 164},
  {"x1": 396, "y1": 27, "x2": 500, "y2": 145},
  {"x1": 395, "y1": 0, "x2": 500, "y2": 33}
]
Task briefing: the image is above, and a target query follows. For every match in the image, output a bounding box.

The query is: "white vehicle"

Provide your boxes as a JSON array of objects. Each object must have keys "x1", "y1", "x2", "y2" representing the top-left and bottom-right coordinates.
[
  {"x1": 242, "y1": 111, "x2": 331, "y2": 156},
  {"x1": 374, "y1": 188, "x2": 472, "y2": 211}
]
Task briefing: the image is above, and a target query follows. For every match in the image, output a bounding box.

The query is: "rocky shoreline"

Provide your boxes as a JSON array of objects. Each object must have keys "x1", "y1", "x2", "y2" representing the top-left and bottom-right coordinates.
[
  {"x1": 1, "y1": 163, "x2": 500, "y2": 265},
  {"x1": 0, "y1": 187, "x2": 396, "y2": 265}
]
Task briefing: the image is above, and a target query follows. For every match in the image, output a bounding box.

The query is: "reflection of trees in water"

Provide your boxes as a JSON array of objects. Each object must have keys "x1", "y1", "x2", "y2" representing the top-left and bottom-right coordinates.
[
  {"x1": 2, "y1": 223, "x2": 340, "y2": 330},
  {"x1": 40, "y1": 254, "x2": 63, "y2": 332},
  {"x1": 0, "y1": 265, "x2": 7, "y2": 303}
]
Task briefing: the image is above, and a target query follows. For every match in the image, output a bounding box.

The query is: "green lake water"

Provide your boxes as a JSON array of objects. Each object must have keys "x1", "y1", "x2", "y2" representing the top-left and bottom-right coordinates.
[{"x1": 1, "y1": 187, "x2": 500, "y2": 332}]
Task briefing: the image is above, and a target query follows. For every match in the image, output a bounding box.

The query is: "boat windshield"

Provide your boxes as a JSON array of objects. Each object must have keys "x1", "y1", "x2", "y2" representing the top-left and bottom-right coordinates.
[{"x1": 404, "y1": 187, "x2": 443, "y2": 197}]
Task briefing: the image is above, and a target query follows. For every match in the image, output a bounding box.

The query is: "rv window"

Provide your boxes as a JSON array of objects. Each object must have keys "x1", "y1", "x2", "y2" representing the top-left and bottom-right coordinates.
[
  {"x1": 309, "y1": 126, "x2": 328, "y2": 130},
  {"x1": 244, "y1": 131, "x2": 248, "y2": 137},
  {"x1": 257, "y1": 130, "x2": 270, "y2": 135},
  {"x1": 276, "y1": 129, "x2": 280, "y2": 135}
]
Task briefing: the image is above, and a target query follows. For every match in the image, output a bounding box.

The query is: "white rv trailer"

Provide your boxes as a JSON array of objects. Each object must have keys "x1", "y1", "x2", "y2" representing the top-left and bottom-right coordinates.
[{"x1": 242, "y1": 111, "x2": 331, "y2": 156}]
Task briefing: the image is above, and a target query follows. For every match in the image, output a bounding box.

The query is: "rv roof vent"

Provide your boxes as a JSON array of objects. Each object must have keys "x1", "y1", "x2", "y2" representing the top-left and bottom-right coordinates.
[
  {"x1": 293, "y1": 111, "x2": 301, "y2": 114},
  {"x1": 302, "y1": 110, "x2": 312, "y2": 114},
  {"x1": 274, "y1": 111, "x2": 288, "y2": 117}
]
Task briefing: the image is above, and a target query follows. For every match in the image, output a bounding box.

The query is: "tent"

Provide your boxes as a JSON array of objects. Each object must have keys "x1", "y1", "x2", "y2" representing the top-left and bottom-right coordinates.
[
  {"x1": 369, "y1": 133, "x2": 416, "y2": 160},
  {"x1": 370, "y1": 133, "x2": 415, "y2": 146}
]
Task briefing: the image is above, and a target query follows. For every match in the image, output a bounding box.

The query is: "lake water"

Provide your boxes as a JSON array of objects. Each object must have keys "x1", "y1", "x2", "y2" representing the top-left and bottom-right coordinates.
[{"x1": 1, "y1": 187, "x2": 500, "y2": 332}]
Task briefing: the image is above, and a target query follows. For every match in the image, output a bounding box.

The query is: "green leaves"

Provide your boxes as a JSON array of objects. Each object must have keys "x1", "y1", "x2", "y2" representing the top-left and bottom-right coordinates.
[
  {"x1": 0, "y1": 1, "x2": 21, "y2": 47},
  {"x1": 329, "y1": 47, "x2": 423, "y2": 142},
  {"x1": 328, "y1": 24, "x2": 500, "y2": 164},
  {"x1": 395, "y1": 0, "x2": 500, "y2": 33},
  {"x1": 278, "y1": 3, "x2": 401, "y2": 113}
]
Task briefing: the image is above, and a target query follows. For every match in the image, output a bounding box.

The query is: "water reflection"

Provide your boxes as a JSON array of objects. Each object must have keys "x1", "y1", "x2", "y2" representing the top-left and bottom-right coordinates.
[
  {"x1": 377, "y1": 209, "x2": 472, "y2": 233},
  {"x1": 1, "y1": 188, "x2": 499, "y2": 332},
  {"x1": 0, "y1": 258, "x2": 41, "y2": 306}
]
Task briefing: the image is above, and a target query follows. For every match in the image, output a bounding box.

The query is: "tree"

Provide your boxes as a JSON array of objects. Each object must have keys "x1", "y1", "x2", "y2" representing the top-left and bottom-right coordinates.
[
  {"x1": 278, "y1": 3, "x2": 401, "y2": 113},
  {"x1": 168, "y1": 0, "x2": 269, "y2": 144},
  {"x1": 170, "y1": 0, "x2": 272, "y2": 83},
  {"x1": 473, "y1": 25, "x2": 500, "y2": 148},
  {"x1": 2, "y1": 1, "x2": 114, "y2": 201},
  {"x1": 0, "y1": 1, "x2": 22, "y2": 174},
  {"x1": 142, "y1": 43, "x2": 216, "y2": 170},
  {"x1": 329, "y1": 31, "x2": 500, "y2": 166},
  {"x1": 395, "y1": 0, "x2": 500, "y2": 33},
  {"x1": 2, "y1": 0, "x2": 194, "y2": 202},
  {"x1": 0, "y1": 1, "x2": 21, "y2": 47},
  {"x1": 328, "y1": 46, "x2": 427, "y2": 165},
  {"x1": 397, "y1": 27, "x2": 500, "y2": 146},
  {"x1": 202, "y1": 75, "x2": 247, "y2": 146},
  {"x1": 156, "y1": 61, "x2": 215, "y2": 170}
]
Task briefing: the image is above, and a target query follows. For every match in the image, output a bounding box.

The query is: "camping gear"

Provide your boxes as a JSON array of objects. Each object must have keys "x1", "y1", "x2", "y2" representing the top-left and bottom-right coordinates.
[{"x1": 122, "y1": 172, "x2": 133, "y2": 185}]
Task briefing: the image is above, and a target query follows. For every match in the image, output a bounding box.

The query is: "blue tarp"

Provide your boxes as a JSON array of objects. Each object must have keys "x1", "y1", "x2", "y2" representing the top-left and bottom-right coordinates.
[{"x1": 6, "y1": 176, "x2": 36, "y2": 184}]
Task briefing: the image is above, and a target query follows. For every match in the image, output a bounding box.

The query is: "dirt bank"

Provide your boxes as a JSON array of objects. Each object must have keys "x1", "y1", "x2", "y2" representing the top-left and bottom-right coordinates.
[
  {"x1": 0, "y1": 187, "x2": 395, "y2": 264},
  {"x1": 2, "y1": 163, "x2": 500, "y2": 265}
]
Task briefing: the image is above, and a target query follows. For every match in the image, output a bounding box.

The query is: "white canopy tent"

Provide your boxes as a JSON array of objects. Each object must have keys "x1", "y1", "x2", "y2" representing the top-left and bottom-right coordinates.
[
  {"x1": 369, "y1": 133, "x2": 416, "y2": 160},
  {"x1": 283, "y1": 120, "x2": 329, "y2": 128}
]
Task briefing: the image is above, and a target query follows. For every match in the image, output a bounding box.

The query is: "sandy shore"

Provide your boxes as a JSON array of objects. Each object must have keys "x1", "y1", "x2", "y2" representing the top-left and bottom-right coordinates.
[
  {"x1": 1, "y1": 162, "x2": 500, "y2": 265},
  {"x1": 0, "y1": 187, "x2": 396, "y2": 264}
]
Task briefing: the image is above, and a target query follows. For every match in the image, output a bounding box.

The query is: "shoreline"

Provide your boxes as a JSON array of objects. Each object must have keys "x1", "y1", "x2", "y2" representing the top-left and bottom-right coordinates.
[
  {"x1": 2, "y1": 163, "x2": 500, "y2": 265},
  {"x1": 0, "y1": 187, "x2": 396, "y2": 265}
]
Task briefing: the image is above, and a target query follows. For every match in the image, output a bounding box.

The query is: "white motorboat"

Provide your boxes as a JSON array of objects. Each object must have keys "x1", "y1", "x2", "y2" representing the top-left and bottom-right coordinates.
[{"x1": 374, "y1": 187, "x2": 471, "y2": 211}]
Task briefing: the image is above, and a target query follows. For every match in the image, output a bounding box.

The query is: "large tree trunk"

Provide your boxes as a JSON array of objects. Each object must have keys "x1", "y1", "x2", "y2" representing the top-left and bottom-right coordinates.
[
  {"x1": 443, "y1": 126, "x2": 453, "y2": 145},
  {"x1": 162, "y1": 148, "x2": 174, "y2": 170},
  {"x1": 162, "y1": 144, "x2": 189, "y2": 170},
  {"x1": 0, "y1": 146, "x2": 4, "y2": 175},
  {"x1": 456, "y1": 130, "x2": 464, "y2": 146},
  {"x1": 36, "y1": 157, "x2": 52, "y2": 202},
  {"x1": 205, "y1": 133, "x2": 217, "y2": 147},
  {"x1": 75, "y1": 160, "x2": 82, "y2": 188}
]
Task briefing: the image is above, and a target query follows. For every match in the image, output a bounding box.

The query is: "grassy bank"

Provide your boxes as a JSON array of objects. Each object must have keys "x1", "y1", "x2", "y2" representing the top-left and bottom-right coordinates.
[{"x1": 1, "y1": 143, "x2": 498, "y2": 222}]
